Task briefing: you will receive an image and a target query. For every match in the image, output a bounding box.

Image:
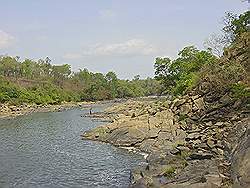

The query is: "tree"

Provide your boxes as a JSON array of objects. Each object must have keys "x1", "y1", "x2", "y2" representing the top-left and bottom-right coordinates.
[
  {"x1": 204, "y1": 34, "x2": 226, "y2": 57},
  {"x1": 21, "y1": 59, "x2": 34, "y2": 78},
  {"x1": 204, "y1": 11, "x2": 250, "y2": 56},
  {"x1": 38, "y1": 58, "x2": 52, "y2": 78},
  {"x1": 52, "y1": 64, "x2": 71, "y2": 87},
  {"x1": 154, "y1": 46, "x2": 217, "y2": 95},
  {"x1": 105, "y1": 71, "x2": 118, "y2": 82},
  {"x1": 221, "y1": 12, "x2": 238, "y2": 44},
  {"x1": 133, "y1": 75, "x2": 140, "y2": 81},
  {"x1": 52, "y1": 64, "x2": 71, "y2": 78}
]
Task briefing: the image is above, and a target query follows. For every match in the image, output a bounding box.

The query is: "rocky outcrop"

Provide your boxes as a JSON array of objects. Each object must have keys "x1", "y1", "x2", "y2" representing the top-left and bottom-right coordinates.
[
  {"x1": 228, "y1": 119, "x2": 250, "y2": 188},
  {"x1": 82, "y1": 94, "x2": 249, "y2": 188}
]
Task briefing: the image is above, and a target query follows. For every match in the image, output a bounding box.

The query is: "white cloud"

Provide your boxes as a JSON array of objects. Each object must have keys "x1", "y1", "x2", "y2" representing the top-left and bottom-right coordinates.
[
  {"x1": 63, "y1": 39, "x2": 159, "y2": 60},
  {"x1": 0, "y1": 30, "x2": 14, "y2": 49},
  {"x1": 86, "y1": 39, "x2": 158, "y2": 56}
]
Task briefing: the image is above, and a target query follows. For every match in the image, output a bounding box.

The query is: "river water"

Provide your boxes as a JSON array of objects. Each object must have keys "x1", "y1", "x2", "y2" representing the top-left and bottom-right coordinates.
[{"x1": 0, "y1": 106, "x2": 144, "y2": 188}]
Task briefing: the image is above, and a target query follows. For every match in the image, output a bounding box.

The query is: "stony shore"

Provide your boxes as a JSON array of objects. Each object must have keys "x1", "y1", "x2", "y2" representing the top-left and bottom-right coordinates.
[
  {"x1": 82, "y1": 94, "x2": 249, "y2": 188},
  {"x1": 0, "y1": 101, "x2": 95, "y2": 119}
]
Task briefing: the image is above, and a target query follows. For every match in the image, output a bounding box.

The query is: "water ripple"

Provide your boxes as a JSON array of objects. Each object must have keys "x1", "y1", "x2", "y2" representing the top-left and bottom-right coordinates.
[{"x1": 0, "y1": 108, "x2": 143, "y2": 188}]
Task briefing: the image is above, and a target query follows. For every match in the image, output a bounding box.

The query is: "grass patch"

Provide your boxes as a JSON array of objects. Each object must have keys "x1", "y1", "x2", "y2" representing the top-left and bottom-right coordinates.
[{"x1": 162, "y1": 165, "x2": 176, "y2": 177}]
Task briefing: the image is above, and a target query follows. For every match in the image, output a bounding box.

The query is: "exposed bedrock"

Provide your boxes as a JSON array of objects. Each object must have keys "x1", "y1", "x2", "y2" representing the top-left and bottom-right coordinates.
[{"x1": 82, "y1": 93, "x2": 249, "y2": 188}]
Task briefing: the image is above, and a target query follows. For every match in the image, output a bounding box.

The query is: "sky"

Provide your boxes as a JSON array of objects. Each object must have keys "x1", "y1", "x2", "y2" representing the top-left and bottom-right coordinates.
[{"x1": 0, "y1": 0, "x2": 248, "y2": 79}]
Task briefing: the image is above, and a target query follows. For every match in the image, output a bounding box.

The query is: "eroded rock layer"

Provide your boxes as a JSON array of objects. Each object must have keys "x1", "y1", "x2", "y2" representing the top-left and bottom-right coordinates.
[
  {"x1": 82, "y1": 33, "x2": 249, "y2": 188},
  {"x1": 82, "y1": 95, "x2": 249, "y2": 188}
]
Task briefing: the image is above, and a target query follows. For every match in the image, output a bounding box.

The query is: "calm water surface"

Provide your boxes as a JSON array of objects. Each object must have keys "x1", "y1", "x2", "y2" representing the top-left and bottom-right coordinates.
[{"x1": 0, "y1": 106, "x2": 143, "y2": 188}]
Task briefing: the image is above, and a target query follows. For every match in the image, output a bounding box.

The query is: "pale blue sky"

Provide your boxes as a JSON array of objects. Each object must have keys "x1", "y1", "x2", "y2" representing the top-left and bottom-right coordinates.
[{"x1": 0, "y1": 0, "x2": 248, "y2": 78}]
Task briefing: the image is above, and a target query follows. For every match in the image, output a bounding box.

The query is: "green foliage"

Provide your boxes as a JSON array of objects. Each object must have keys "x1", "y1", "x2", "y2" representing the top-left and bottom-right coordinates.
[
  {"x1": 199, "y1": 60, "x2": 247, "y2": 96},
  {"x1": 204, "y1": 11, "x2": 250, "y2": 57},
  {"x1": 230, "y1": 83, "x2": 250, "y2": 99},
  {"x1": 0, "y1": 56, "x2": 160, "y2": 105},
  {"x1": 0, "y1": 77, "x2": 77, "y2": 105},
  {"x1": 222, "y1": 11, "x2": 250, "y2": 43},
  {"x1": 178, "y1": 113, "x2": 187, "y2": 122},
  {"x1": 162, "y1": 166, "x2": 176, "y2": 177},
  {"x1": 155, "y1": 11, "x2": 249, "y2": 99},
  {"x1": 154, "y1": 46, "x2": 217, "y2": 95}
]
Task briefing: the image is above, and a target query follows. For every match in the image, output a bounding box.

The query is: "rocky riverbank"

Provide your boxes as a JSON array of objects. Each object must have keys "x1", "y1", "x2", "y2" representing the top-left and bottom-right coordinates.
[
  {"x1": 82, "y1": 94, "x2": 249, "y2": 188},
  {"x1": 0, "y1": 101, "x2": 95, "y2": 119},
  {"x1": 82, "y1": 30, "x2": 250, "y2": 188}
]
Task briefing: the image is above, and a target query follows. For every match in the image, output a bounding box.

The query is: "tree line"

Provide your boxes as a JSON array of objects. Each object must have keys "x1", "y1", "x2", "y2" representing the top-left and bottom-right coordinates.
[{"x1": 0, "y1": 56, "x2": 161, "y2": 105}]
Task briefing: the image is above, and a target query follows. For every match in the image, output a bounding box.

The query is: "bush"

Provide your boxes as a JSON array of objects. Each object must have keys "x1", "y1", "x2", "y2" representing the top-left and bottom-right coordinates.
[
  {"x1": 199, "y1": 60, "x2": 247, "y2": 96},
  {"x1": 231, "y1": 83, "x2": 250, "y2": 99}
]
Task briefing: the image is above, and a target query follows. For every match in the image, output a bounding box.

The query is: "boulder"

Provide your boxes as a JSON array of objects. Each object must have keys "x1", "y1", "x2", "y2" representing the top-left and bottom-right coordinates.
[
  {"x1": 188, "y1": 152, "x2": 214, "y2": 160},
  {"x1": 179, "y1": 103, "x2": 192, "y2": 115},
  {"x1": 171, "y1": 98, "x2": 186, "y2": 109},
  {"x1": 193, "y1": 97, "x2": 205, "y2": 111},
  {"x1": 186, "y1": 133, "x2": 202, "y2": 141}
]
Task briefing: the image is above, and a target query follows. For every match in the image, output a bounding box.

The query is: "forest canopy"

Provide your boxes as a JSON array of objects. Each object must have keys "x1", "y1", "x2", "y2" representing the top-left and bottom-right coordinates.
[{"x1": 0, "y1": 56, "x2": 161, "y2": 105}]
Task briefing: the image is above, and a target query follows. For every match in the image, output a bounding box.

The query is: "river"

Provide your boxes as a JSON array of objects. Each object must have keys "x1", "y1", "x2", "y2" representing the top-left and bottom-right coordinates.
[{"x1": 0, "y1": 105, "x2": 144, "y2": 188}]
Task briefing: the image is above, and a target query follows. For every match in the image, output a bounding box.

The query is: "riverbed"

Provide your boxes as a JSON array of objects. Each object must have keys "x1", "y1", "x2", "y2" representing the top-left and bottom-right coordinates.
[{"x1": 0, "y1": 106, "x2": 144, "y2": 188}]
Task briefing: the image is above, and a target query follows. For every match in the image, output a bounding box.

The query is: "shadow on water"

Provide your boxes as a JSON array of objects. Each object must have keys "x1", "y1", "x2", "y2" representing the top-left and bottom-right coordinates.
[{"x1": 0, "y1": 106, "x2": 144, "y2": 188}]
